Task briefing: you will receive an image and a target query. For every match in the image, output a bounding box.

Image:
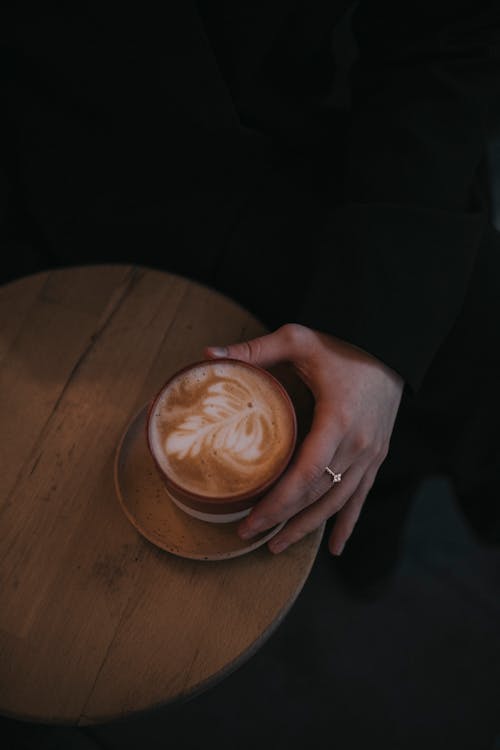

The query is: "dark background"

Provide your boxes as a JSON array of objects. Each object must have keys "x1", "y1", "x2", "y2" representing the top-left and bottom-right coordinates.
[{"x1": 1, "y1": 5, "x2": 500, "y2": 748}]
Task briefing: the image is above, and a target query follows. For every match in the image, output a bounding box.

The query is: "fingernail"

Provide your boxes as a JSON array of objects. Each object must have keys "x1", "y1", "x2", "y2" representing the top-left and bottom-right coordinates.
[
  {"x1": 269, "y1": 539, "x2": 288, "y2": 554},
  {"x1": 331, "y1": 542, "x2": 345, "y2": 556},
  {"x1": 239, "y1": 517, "x2": 267, "y2": 539},
  {"x1": 207, "y1": 346, "x2": 228, "y2": 358}
]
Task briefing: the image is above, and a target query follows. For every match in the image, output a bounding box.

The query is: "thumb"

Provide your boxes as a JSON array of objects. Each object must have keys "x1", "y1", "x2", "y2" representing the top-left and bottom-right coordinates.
[{"x1": 204, "y1": 324, "x2": 300, "y2": 369}]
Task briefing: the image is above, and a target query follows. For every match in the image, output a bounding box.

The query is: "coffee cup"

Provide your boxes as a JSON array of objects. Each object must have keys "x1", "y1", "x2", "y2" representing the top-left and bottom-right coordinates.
[{"x1": 146, "y1": 358, "x2": 297, "y2": 523}]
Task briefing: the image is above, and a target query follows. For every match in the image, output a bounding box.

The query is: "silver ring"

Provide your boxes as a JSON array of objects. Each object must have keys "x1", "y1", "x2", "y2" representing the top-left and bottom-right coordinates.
[{"x1": 325, "y1": 466, "x2": 342, "y2": 483}]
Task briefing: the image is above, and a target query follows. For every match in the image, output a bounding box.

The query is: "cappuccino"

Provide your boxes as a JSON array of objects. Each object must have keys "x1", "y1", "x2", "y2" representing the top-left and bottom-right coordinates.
[{"x1": 148, "y1": 360, "x2": 296, "y2": 500}]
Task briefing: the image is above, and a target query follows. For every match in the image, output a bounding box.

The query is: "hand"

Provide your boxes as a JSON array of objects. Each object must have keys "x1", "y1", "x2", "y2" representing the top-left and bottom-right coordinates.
[{"x1": 205, "y1": 324, "x2": 404, "y2": 555}]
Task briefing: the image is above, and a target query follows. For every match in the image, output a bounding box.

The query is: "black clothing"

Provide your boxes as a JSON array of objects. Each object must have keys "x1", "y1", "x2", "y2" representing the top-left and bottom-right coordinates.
[
  {"x1": 2, "y1": 1, "x2": 499, "y2": 385},
  {"x1": 1, "y1": 2, "x2": 499, "y2": 539}
]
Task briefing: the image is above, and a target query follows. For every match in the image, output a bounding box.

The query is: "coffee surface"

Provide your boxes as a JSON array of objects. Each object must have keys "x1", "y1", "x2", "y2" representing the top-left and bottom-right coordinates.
[{"x1": 149, "y1": 361, "x2": 295, "y2": 497}]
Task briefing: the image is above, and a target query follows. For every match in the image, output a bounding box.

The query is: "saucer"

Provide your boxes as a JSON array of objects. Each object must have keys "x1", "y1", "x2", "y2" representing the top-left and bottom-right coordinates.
[{"x1": 114, "y1": 406, "x2": 285, "y2": 561}]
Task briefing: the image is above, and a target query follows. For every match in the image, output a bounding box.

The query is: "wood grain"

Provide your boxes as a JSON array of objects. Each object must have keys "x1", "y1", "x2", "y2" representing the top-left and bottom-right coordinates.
[{"x1": 0, "y1": 265, "x2": 322, "y2": 725}]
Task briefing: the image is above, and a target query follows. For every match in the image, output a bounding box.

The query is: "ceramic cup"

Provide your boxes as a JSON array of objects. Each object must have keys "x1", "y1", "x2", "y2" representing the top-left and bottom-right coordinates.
[{"x1": 146, "y1": 358, "x2": 297, "y2": 523}]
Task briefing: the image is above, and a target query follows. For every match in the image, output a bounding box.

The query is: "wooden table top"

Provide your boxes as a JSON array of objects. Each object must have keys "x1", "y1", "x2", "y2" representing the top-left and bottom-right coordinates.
[{"x1": 0, "y1": 265, "x2": 323, "y2": 726}]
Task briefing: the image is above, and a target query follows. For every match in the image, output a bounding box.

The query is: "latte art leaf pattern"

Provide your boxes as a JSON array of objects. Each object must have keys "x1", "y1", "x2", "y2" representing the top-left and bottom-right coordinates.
[{"x1": 165, "y1": 380, "x2": 269, "y2": 464}]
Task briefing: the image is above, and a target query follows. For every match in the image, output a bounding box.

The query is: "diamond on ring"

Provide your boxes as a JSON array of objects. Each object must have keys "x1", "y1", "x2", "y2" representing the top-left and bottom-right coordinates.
[{"x1": 325, "y1": 466, "x2": 342, "y2": 483}]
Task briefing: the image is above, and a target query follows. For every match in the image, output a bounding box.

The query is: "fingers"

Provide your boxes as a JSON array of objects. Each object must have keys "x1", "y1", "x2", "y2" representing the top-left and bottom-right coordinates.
[
  {"x1": 204, "y1": 323, "x2": 313, "y2": 369},
  {"x1": 327, "y1": 465, "x2": 380, "y2": 555},
  {"x1": 267, "y1": 460, "x2": 380, "y2": 555},
  {"x1": 203, "y1": 322, "x2": 398, "y2": 557},
  {"x1": 238, "y1": 402, "x2": 342, "y2": 539},
  {"x1": 266, "y1": 466, "x2": 361, "y2": 553}
]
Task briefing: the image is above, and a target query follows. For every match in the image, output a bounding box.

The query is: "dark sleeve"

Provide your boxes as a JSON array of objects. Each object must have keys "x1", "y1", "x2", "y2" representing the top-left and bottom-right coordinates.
[{"x1": 297, "y1": 0, "x2": 500, "y2": 391}]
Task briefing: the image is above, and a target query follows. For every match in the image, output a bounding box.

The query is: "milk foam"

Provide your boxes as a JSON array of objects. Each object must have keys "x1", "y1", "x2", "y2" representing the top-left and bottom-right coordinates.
[{"x1": 149, "y1": 362, "x2": 295, "y2": 497}]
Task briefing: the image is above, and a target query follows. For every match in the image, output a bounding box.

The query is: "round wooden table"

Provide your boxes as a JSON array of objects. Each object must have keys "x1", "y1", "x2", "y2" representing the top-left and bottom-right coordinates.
[{"x1": 0, "y1": 265, "x2": 323, "y2": 726}]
